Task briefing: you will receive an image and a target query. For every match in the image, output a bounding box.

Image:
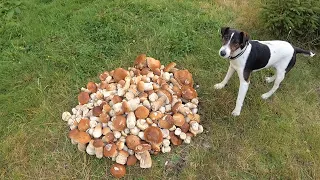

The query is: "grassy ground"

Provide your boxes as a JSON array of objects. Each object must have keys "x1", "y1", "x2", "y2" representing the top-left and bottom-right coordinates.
[{"x1": 1, "y1": 0, "x2": 320, "y2": 179}]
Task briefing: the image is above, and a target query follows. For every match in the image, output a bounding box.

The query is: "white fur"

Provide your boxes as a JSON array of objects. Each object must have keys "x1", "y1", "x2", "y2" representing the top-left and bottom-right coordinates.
[
  {"x1": 219, "y1": 33, "x2": 234, "y2": 58},
  {"x1": 215, "y1": 40, "x2": 301, "y2": 116}
]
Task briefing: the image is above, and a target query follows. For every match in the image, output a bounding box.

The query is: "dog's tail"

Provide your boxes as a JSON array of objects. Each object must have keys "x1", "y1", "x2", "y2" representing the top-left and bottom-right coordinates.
[{"x1": 294, "y1": 46, "x2": 315, "y2": 57}]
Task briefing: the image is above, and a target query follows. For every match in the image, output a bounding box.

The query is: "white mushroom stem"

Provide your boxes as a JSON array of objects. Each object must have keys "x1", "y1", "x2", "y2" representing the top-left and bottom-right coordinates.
[
  {"x1": 170, "y1": 78, "x2": 182, "y2": 89},
  {"x1": 126, "y1": 112, "x2": 136, "y2": 129},
  {"x1": 86, "y1": 141, "x2": 95, "y2": 155},
  {"x1": 192, "y1": 108, "x2": 198, "y2": 114},
  {"x1": 113, "y1": 102, "x2": 123, "y2": 115},
  {"x1": 136, "y1": 119, "x2": 149, "y2": 130},
  {"x1": 191, "y1": 98, "x2": 199, "y2": 105},
  {"x1": 163, "y1": 139, "x2": 170, "y2": 147},
  {"x1": 174, "y1": 128, "x2": 182, "y2": 136},
  {"x1": 87, "y1": 127, "x2": 94, "y2": 136},
  {"x1": 126, "y1": 98, "x2": 140, "y2": 111},
  {"x1": 125, "y1": 91, "x2": 135, "y2": 100},
  {"x1": 169, "y1": 125, "x2": 176, "y2": 131},
  {"x1": 130, "y1": 126, "x2": 140, "y2": 135},
  {"x1": 161, "y1": 129, "x2": 170, "y2": 139},
  {"x1": 185, "y1": 102, "x2": 197, "y2": 109},
  {"x1": 138, "y1": 131, "x2": 145, "y2": 140},
  {"x1": 162, "y1": 72, "x2": 171, "y2": 81},
  {"x1": 114, "y1": 131, "x2": 122, "y2": 139},
  {"x1": 151, "y1": 96, "x2": 166, "y2": 111},
  {"x1": 78, "y1": 143, "x2": 87, "y2": 152},
  {"x1": 159, "y1": 106, "x2": 166, "y2": 114},
  {"x1": 165, "y1": 105, "x2": 172, "y2": 112},
  {"x1": 143, "y1": 100, "x2": 151, "y2": 109},
  {"x1": 117, "y1": 76, "x2": 131, "y2": 96},
  {"x1": 161, "y1": 146, "x2": 171, "y2": 153},
  {"x1": 179, "y1": 132, "x2": 187, "y2": 140},
  {"x1": 95, "y1": 146, "x2": 104, "y2": 159},
  {"x1": 149, "y1": 93, "x2": 158, "y2": 102},
  {"x1": 184, "y1": 136, "x2": 191, "y2": 144}
]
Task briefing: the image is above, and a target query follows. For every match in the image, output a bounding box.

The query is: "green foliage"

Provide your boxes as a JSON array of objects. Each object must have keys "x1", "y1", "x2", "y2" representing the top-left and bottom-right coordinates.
[
  {"x1": 261, "y1": 0, "x2": 320, "y2": 41},
  {"x1": 0, "y1": 1, "x2": 22, "y2": 20}
]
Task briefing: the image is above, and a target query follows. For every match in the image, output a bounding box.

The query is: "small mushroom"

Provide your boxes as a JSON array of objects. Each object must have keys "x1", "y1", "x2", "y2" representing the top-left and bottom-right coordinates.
[
  {"x1": 174, "y1": 128, "x2": 182, "y2": 136},
  {"x1": 134, "y1": 144, "x2": 152, "y2": 168},
  {"x1": 137, "y1": 81, "x2": 153, "y2": 92},
  {"x1": 126, "y1": 135, "x2": 141, "y2": 149},
  {"x1": 136, "y1": 119, "x2": 149, "y2": 130},
  {"x1": 151, "y1": 90, "x2": 172, "y2": 111},
  {"x1": 116, "y1": 150, "x2": 129, "y2": 165},
  {"x1": 130, "y1": 126, "x2": 140, "y2": 135},
  {"x1": 134, "y1": 54, "x2": 147, "y2": 69},
  {"x1": 86, "y1": 140, "x2": 95, "y2": 155},
  {"x1": 92, "y1": 106, "x2": 102, "y2": 117},
  {"x1": 173, "y1": 113, "x2": 185, "y2": 127},
  {"x1": 104, "y1": 143, "x2": 118, "y2": 158},
  {"x1": 163, "y1": 62, "x2": 177, "y2": 72},
  {"x1": 110, "y1": 163, "x2": 126, "y2": 178},
  {"x1": 169, "y1": 132, "x2": 182, "y2": 146},
  {"x1": 149, "y1": 111, "x2": 163, "y2": 122},
  {"x1": 135, "y1": 106, "x2": 150, "y2": 119},
  {"x1": 113, "y1": 68, "x2": 129, "y2": 82},
  {"x1": 62, "y1": 111, "x2": 72, "y2": 121},
  {"x1": 174, "y1": 69, "x2": 194, "y2": 87},
  {"x1": 179, "y1": 132, "x2": 187, "y2": 140},
  {"x1": 148, "y1": 93, "x2": 158, "y2": 102},
  {"x1": 180, "y1": 122, "x2": 190, "y2": 133},
  {"x1": 78, "y1": 119, "x2": 90, "y2": 132},
  {"x1": 93, "y1": 123, "x2": 102, "y2": 138},
  {"x1": 158, "y1": 115, "x2": 174, "y2": 129},
  {"x1": 99, "y1": 113, "x2": 110, "y2": 123},
  {"x1": 146, "y1": 57, "x2": 161, "y2": 72},
  {"x1": 93, "y1": 139, "x2": 104, "y2": 159},
  {"x1": 102, "y1": 132, "x2": 115, "y2": 143},
  {"x1": 161, "y1": 129, "x2": 170, "y2": 139},
  {"x1": 78, "y1": 92, "x2": 90, "y2": 105},
  {"x1": 127, "y1": 155, "x2": 138, "y2": 166},
  {"x1": 87, "y1": 82, "x2": 97, "y2": 93}
]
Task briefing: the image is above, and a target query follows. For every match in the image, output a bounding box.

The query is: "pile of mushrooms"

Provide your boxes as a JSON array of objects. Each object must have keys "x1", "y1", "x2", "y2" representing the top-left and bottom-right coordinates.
[{"x1": 62, "y1": 54, "x2": 203, "y2": 178}]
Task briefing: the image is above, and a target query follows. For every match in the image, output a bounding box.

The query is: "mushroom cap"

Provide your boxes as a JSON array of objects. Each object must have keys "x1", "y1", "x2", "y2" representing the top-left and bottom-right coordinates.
[
  {"x1": 104, "y1": 132, "x2": 115, "y2": 143},
  {"x1": 99, "y1": 71, "x2": 109, "y2": 81},
  {"x1": 158, "y1": 115, "x2": 174, "y2": 129},
  {"x1": 134, "y1": 143, "x2": 152, "y2": 153},
  {"x1": 99, "y1": 113, "x2": 110, "y2": 123},
  {"x1": 181, "y1": 86, "x2": 198, "y2": 100},
  {"x1": 118, "y1": 150, "x2": 129, "y2": 157},
  {"x1": 180, "y1": 122, "x2": 190, "y2": 133},
  {"x1": 169, "y1": 132, "x2": 182, "y2": 146},
  {"x1": 137, "y1": 81, "x2": 145, "y2": 92},
  {"x1": 103, "y1": 104, "x2": 111, "y2": 113},
  {"x1": 149, "y1": 111, "x2": 163, "y2": 122},
  {"x1": 112, "y1": 115, "x2": 127, "y2": 131},
  {"x1": 187, "y1": 114, "x2": 200, "y2": 123},
  {"x1": 104, "y1": 143, "x2": 118, "y2": 157},
  {"x1": 174, "y1": 69, "x2": 194, "y2": 86},
  {"x1": 126, "y1": 135, "x2": 141, "y2": 150},
  {"x1": 172, "y1": 102, "x2": 182, "y2": 114},
  {"x1": 126, "y1": 155, "x2": 138, "y2": 166},
  {"x1": 75, "y1": 131, "x2": 91, "y2": 144},
  {"x1": 78, "y1": 119, "x2": 90, "y2": 131},
  {"x1": 92, "y1": 106, "x2": 103, "y2": 117},
  {"x1": 93, "y1": 139, "x2": 104, "y2": 148},
  {"x1": 110, "y1": 163, "x2": 126, "y2": 178},
  {"x1": 173, "y1": 113, "x2": 185, "y2": 127},
  {"x1": 121, "y1": 101, "x2": 130, "y2": 113},
  {"x1": 172, "y1": 86, "x2": 182, "y2": 97},
  {"x1": 113, "y1": 68, "x2": 129, "y2": 82},
  {"x1": 144, "y1": 126, "x2": 163, "y2": 145},
  {"x1": 139, "y1": 92, "x2": 148, "y2": 102},
  {"x1": 146, "y1": 57, "x2": 161, "y2": 71},
  {"x1": 134, "y1": 54, "x2": 147, "y2": 69},
  {"x1": 78, "y1": 92, "x2": 90, "y2": 105},
  {"x1": 87, "y1": 82, "x2": 97, "y2": 93},
  {"x1": 68, "y1": 129, "x2": 79, "y2": 139},
  {"x1": 141, "y1": 68, "x2": 151, "y2": 76},
  {"x1": 135, "y1": 106, "x2": 150, "y2": 119},
  {"x1": 153, "y1": 68, "x2": 161, "y2": 76},
  {"x1": 164, "y1": 62, "x2": 177, "y2": 72},
  {"x1": 112, "y1": 95, "x2": 123, "y2": 104}
]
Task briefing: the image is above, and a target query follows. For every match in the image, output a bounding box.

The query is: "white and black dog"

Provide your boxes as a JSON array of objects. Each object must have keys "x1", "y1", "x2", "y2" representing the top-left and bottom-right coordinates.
[{"x1": 215, "y1": 27, "x2": 315, "y2": 116}]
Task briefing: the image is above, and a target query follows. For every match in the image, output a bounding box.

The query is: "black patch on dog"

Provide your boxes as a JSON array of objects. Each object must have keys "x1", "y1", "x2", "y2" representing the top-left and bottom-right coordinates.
[
  {"x1": 285, "y1": 53, "x2": 296, "y2": 73},
  {"x1": 243, "y1": 41, "x2": 271, "y2": 81}
]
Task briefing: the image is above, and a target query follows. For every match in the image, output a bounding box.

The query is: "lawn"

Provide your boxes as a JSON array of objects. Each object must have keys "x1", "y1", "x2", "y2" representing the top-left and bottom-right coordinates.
[{"x1": 1, "y1": 0, "x2": 320, "y2": 179}]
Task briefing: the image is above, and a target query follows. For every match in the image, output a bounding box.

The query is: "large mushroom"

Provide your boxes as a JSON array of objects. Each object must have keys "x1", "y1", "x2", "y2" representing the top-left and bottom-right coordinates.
[
  {"x1": 110, "y1": 163, "x2": 126, "y2": 178},
  {"x1": 144, "y1": 126, "x2": 163, "y2": 152},
  {"x1": 134, "y1": 144, "x2": 152, "y2": 168},
  {"x1": 126, "y1": 135, "x2": 141, "y2": 150},
  {"x1": 134, "y1": 54, "x2": 147, "y2": 69},
  {"x1": 112, "y1": 115, "x2": 127, "y2": 131},
  {"x1": 113, "y1": 68, "x2": 129, "y2": 82},
  {"x1": 174, "y1": 69, "x2": 194, "y2": 87}
]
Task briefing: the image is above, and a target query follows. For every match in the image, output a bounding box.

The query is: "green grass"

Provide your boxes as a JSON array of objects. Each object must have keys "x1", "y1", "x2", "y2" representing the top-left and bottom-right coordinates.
[{"x1": 1, "y1": 0, "x2": 320, "y2": 179}]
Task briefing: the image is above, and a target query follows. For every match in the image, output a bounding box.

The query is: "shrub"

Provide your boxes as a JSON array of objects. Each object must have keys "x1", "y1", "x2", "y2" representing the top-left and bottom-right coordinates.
[{"x1": 261, "y1": 0, "x2": 320, "y2": 43}]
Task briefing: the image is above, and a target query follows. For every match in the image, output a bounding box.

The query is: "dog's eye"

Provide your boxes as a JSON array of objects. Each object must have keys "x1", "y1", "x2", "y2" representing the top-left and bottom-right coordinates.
[{"x1": 223, "y1": 35, "x2": 229, "y2": 40}]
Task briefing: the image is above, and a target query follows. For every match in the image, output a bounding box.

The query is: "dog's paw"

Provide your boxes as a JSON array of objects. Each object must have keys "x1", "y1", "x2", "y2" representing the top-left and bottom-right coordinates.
[
  {"x1": 214, "y1": 83, "x2": 225, "y2": 89},
  {"x1": 265, "y1": 76, "x2": 275, "y2": 83},
  {"x1": 261, "y1": 93, "x2": 271, "y2": 100},
  {"x1": 231, "y1": 109, "x2": 241, "y2": 116}
]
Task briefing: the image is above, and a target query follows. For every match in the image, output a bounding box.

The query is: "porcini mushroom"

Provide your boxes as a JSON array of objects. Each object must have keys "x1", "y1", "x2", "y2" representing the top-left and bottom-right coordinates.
[
  {"x1": 126, "y1": 112, "x2": 136, "y2": 129},
  {"x1": 78, "y1": 119, "x2": 90, "y2": 131},
  {"x1": 134, "y1": 54, "x2": 147, "y2": 69},
  {"x1": 104, "y1": 143, "x2": 118, "y2": 158},
  {"x1": 87, "y1": 82, "x2": 97, "y2": 93},
  {"x1": 93, "y1": 123, "x2": 102, "y2": 138},
  {"x1": 93, "y1": 139, "x2": 104, "y2": 159},
  {"x1": 137, "y1": 81, "x2": 153, "y2": 92},
  {"x1": 158, "y1": 115, "x2": 174, "y2": 129},
  {"x1": 174, "y1": 69, "x2": 194, "y2": 87},
  {"x1": 86, "y1": 140, "x2": 95, "y2": 155},
  {"x1": 172, "y1": 113, "x2": 185, "y2": 127},
  {"x1": 135, "y1": 106, "x2": 150, "y2": 119},
  {"x1": 112, "y1": 115, "x2": 127, "y2": 131},
  {"x1": 78, "y1": 92, "x2": 90, "y2": 105},
  {"x1": 134, "y1": 144, "x2": 152, "y2": 168},
  {"x1": 110, "y1": 163, "x2": 126, "y2": 178},
  {"x1": 113, "y1": 68, "x2": 129, "y2": 82},
  {"x1": 116, "y1": 150, "x2": 129, "y2": 165},
  {"x1": 144, "y1": 126, "x2": 163, "y2": 152},
  {"x1": 126, "y1": 135, "x2": 141, "y2": 150},
  {"x1": 127, "y1": 155, "x2": 138, "y2": 166}
]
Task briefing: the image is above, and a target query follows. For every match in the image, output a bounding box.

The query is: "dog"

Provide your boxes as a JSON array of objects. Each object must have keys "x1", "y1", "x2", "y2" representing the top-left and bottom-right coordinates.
[{"x1": 215, "y1": 27, "x2": 315, "y2": 116}]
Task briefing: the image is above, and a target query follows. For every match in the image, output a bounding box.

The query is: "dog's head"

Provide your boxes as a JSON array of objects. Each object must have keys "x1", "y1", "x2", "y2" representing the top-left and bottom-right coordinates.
[{"x1": 219, "y1": 27, "x2": 250, "y2": 59}]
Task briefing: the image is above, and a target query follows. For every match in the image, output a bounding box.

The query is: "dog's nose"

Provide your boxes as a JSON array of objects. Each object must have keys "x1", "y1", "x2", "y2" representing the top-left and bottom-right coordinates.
[{"x1": 220, "y1": 50, "x2": 226, "y2": 57}]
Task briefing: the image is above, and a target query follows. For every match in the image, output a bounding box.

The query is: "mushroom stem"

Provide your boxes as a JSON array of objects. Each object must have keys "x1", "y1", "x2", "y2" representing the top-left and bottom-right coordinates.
[
  {"x1": 151, "y1": 96, "x2": 166, "y2": 111},
  {"x1": 170, "y1": 78, "x2": 182, "y2": 89}
]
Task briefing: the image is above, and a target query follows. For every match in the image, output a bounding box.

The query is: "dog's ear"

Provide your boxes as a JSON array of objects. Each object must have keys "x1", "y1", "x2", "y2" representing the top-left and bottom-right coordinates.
[
  {"x1": 240, "y1": 31, "x2": 250, "y2": 48},
  {"x1": 220, "y1": 27, "x2": 230, "y2": 36}
]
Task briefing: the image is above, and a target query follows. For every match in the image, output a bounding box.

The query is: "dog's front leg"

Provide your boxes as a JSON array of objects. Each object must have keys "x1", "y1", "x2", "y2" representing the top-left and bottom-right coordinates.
[
  {"x1": 232, "y1": 71, "x2": 250, "y2": 116},
  {"x1": 214, "y1": 65, "x2": 235, "y2": 89}
]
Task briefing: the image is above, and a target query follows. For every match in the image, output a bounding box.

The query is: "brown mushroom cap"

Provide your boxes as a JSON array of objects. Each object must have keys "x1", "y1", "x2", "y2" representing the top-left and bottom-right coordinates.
[
  {"x1": 144, "y1": 126, "x2": 163, "y2": 145},
  {"x1": 135, "y1": 106, "x2": 150, "y2": 119},
  {"x1": 187, "y1": 114, "x2": 200, "y2": 123},
  {"x1": 126, "y1": 135, "x2": 141, "y2": 150},
  {"x1": 112, "y1": 116, "x2": 127, "y2": 131},
  {"x1": 158, "y1": 115, "x2": 174, "y2": 129},
  {"x1": 169, "y1": 132, "x2": 182, "y2": 146},
  {"x1": 180, "y1": 122, "x2": 190, "y2": 133},
  {"x1": 158, "y1": 89, "x2": 172, "y2": 104},
  {"x1": 134, "y1": 54, "x2": 147, "y2": 69},
  {"x1": 113, "y1": 68, "x2": 129, "y2": 82},
  {"x1": 99, "y1": 71, "x2": 109, "y2": 81},
  {"x1": 78, "y1": 119, "x2": 90, "y2": 131},
  {"x1": 149, "y1": 111, "x2": 163, "y2": 122},
  {"x1": 78, "y1": 92, "x2": 90, "y2": 105},
  {"x1": 141, "y1": 68, "x2": 150, "y2": 76},
  {"x1": 172, "y1": 86, "x2": 182, "y2": 97},
  {"x1": 93, "y1": 139, "x2": 104, "y2": 148},
  {"x1": 174, "y1": 69, "x2": 194, "y2": 86},
  {"x1": 75, "y1": 131, "x2": 91, "y2": 144},
  {"x1": 68, "y1": 129, "x2": 79, "y2": 139},
  {"x1": 181, "y1": 86, "x2": 198, "y2": 100},
  {"x1": 110, "y1": 163, "x2": 126, "y2": 178},
  {"x1": 172, "y1": 102, "x2": 182, "y2": 114},
  {"x1": 126, "y1": 155, "x2": 138, "y2": 166},
  {"x1": 103, "y1": 104, "x2": 111, "y2": 113},
  {"x1": 134, "y1": 143, "x2": 152, "y2": 153},
  {"x1": 87, "y1": 82, "x2": 97, "y2": 93},
  {"x1": 99, "y1": 113, "x2": 110, "y2": 123},
  {"x1": 146, "y1": 57, "x2": 161, "y2": 71},
  {"x1": 104, "y1": 143, "x2": 118, "y2": 157},
  {"x1": 112, "y1": 95, "x2": 123, "y2": 104},
  {"x1": 173, "y1": 113, "x2": 185, "y2": 127},
  {"x1": 92, "y1": 106, "x2": 103, "y2": 117},
  {"x1": 104, "y1": 132, "x2": 115, "y2": 143},
  {"x1": 139, "y1": 92, "x2": 148, "y2": 102}
]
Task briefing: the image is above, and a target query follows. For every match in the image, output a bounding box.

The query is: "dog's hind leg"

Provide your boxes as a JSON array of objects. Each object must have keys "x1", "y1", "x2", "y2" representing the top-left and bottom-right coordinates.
[
  {"x1": 261, "y1": 70, "x2": 285, "y2": 99},
  {"x1": 265, "y1": 75, "x2": 276, "y2": 83}
]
